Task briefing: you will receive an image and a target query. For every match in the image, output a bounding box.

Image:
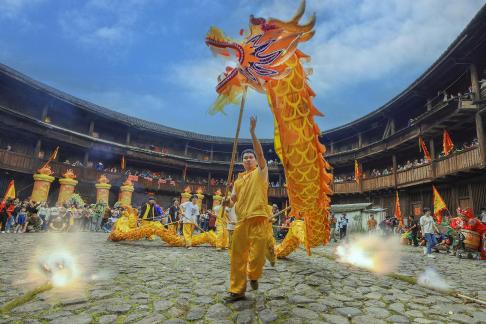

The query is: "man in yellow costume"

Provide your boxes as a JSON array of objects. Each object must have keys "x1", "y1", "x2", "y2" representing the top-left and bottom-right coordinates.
[
  {"x1": 140, "y1": 197, "x2": 162, "y2": 239},
  {"x1": 180, "y1": 195, "x2": 199, "y2": 249},
  {"x1": 213, "y1": 203, "x2": 229, "y2": 250},
  {"x1": 224, "y1": 116, "x2": 270, "y2": 302}
]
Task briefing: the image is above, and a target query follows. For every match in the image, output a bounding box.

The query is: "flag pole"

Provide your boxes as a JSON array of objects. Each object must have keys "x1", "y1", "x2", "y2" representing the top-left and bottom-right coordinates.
[{"x1": 221, "y1": 86, "x2": 248, "y2": 211}]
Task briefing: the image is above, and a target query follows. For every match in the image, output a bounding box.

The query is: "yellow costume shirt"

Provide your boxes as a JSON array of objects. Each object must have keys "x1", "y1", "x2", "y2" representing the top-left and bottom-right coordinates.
[{"x1": 234, "y1": 167, "x2": 269, "y2": 221}]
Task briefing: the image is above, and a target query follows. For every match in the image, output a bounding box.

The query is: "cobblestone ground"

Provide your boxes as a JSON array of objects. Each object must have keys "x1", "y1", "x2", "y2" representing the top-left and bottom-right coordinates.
[{"x1": 0, "y1": 233, "x2": 484, "y2": 324}]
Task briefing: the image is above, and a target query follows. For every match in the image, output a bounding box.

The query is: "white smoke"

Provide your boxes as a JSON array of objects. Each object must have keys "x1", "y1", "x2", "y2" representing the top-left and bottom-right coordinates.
[
  {"x1": 335, "y1": 234, "x2": 401, "y2": 274},
  {"x1": 417, "y1": 268, "x2": 451, "y2": 291}
]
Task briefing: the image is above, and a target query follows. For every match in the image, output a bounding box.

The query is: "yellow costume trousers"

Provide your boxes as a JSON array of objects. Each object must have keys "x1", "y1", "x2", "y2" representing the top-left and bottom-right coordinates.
[
  {"x1": 229, "y1": 216, "x2": 268, "y2": 294},
  {"x1": 216, "y1": 220, "x2": 229, "y2": 249},
  {"x1": 168, "y1": 223, "x2": 177, "y2": 235},
  {"x1": 183, "y1": 223, "x2": 195, "y2": 247}
]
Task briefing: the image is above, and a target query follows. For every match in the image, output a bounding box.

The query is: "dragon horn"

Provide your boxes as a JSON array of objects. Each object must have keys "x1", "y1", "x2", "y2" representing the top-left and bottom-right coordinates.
[
  {"x1": 268, "y1": 11, "x2": 316, "y2": 34},
  {"x1": 290, "y1": 0, "x2": 306, "y2": 23}
]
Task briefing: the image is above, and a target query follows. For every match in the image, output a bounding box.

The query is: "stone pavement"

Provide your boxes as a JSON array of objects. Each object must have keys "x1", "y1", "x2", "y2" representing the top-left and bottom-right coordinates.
[{"x1": 0, "y1": 232, "x2": 484, "y2": 324}]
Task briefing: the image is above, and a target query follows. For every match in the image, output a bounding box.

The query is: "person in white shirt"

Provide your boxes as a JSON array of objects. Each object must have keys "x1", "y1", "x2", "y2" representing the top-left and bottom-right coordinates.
[
  {"x1": 180, "y1": 195, "x2": 200, "y2": 249},
  {"x1": 419, "y1": 208, "x2": 439, "y2": 258}
]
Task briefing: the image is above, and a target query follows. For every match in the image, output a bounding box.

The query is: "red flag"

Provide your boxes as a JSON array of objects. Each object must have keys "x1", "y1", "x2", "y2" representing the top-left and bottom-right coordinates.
[
  {"x1": 121, "y1": 155, "x2": 126, "y2": 171},
  {"x1": 394, "y1": 191, "x2": 403, "y2": 227},
  {"x1": 419, "y1": 137, "x2": 431, "y2": 162},
  {"x1": 182, "y1": 164, "x2": 188, "y2": 181},
  {"x1": 354, "y1": 160, "x2": 361, "y2": 184},
  {"x1": 442, "y1": 130, "x2": 454, "y2": 156},
  {"x1": 41, "y1": 146, "x2": 59, "y2": 168}
]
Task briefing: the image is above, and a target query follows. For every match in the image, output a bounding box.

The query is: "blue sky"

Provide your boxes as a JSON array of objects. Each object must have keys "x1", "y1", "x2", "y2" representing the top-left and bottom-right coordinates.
[{"x1": 0, "y1": 0, "x2": 484, "y2": 138}]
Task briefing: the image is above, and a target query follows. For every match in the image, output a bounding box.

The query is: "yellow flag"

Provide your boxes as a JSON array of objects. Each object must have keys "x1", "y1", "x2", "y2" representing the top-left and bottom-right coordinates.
[
  {"x1": 432, "y1": 185, "x2": 447, "y2": 224},
  {"x1": 2, "y1": 180, "x2": 15, "y2": 201}
]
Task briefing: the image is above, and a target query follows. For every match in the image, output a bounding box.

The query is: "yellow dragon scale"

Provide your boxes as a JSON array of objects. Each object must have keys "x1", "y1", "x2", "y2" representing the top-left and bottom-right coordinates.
[{"x1": 270, "y1": 55, "x2": 331, "y2": 256}]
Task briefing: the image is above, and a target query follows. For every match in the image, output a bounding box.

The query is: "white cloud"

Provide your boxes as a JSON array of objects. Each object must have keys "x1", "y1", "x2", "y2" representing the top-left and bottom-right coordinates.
[
  {"x1": 58, "y1": 0, "x2": 151, "y2": 50},
  {"x1": 259, "y1": 0, "x2": 485, "y2": 95},
  {"x1": 0, "y1": 0, "x2": 42, "y2": 18},
  {"x1": 170, "y1": 0, "x2": 484, "y2": 103}
]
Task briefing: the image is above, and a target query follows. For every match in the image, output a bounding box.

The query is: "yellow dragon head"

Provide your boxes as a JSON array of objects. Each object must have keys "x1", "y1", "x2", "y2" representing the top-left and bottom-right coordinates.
[{"x1": 205, "y1": 0, "x2": 315, "y2": 114}]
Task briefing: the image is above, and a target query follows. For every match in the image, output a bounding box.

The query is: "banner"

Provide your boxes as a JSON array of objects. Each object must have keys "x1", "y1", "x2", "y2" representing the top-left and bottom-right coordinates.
[
  {"x1": 42, "y1": 146, "x2": 59, "y2": 168},
  {"x1": 121, "y1": 155, "x2": 126, "y2": 171},
  {"x1": 442, "y1": 130, "x2": 454, "y2": 156},
  {"x1": 2, "y1": 180, "x2": 15, "y2": 201},
  {"x1": 354, "y1": 160, "x2": 361, "y2": 184},
  {"x1": 432, "y1": 185, "x2": 447, "y2": 224},
  {"x1": 394, "y1": 191, "x2": 403, "y2": 227},
  {"x1": 419, "y1": 136, "x2": 432, "y2": 162}
]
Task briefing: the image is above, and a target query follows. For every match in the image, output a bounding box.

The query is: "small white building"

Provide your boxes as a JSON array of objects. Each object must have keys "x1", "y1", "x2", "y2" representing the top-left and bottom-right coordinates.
[{"x1": 331, "y1": 203, "x2": 387, "y2": 233}]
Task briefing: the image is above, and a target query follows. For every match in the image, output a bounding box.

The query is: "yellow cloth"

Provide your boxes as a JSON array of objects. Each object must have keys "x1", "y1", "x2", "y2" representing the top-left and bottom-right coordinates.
[
  {"x1": 229, "y1": 216, "x2": 268, "y2": 294},
  {"x1": 114, "y1": 215, "x2": 130, "y2": 233},
  {"x1": 215, "y1": 205, "x2": 229, "y2": 249},
  {"x1": 168, "y1": 224, "x2": 177, "y2": 234},
  {"x1": 141, "y1": 220, "x2": 163, "y2": 240},
  {"x1": 216, "y1": 221, "x2": 229, "y2": 249},
  {"x1": 183, "y1": 223, "x2": 195, "y2": 246},
  {"x1": 234, "y1": 168, "x2": 269, "y2": 222}
]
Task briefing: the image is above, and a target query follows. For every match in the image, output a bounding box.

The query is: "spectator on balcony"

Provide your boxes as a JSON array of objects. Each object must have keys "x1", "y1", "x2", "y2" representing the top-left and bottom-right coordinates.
[
  {"x1": 96, "y1": 162, "x2": 104, "y2": 171},
  {"x1": 5, "y1": 144, "x2": 11, "y2": 151}
]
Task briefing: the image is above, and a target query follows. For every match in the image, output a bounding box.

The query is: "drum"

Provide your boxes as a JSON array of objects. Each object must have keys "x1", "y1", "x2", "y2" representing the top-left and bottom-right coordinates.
[{"x1": 461, "y1": 229, "x2": 480, "y2": 251}]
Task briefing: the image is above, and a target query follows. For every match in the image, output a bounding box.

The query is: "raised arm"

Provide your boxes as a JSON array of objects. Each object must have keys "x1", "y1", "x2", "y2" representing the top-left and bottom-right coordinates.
[{"x1": 250, "y1": 116, "x2": 267, "y2": 170}]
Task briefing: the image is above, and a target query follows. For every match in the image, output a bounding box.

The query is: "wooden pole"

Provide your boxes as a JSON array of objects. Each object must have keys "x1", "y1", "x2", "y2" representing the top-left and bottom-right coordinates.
[{"x1": 222, "y1": 86, "x2": 248, "y2": 204}]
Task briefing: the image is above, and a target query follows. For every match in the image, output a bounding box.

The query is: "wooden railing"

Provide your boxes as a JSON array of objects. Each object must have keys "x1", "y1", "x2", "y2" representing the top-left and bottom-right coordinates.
[
  {"x1": 435, "y1": 147, "x2": 481, "y2": 177},
  {"x1": 334, "y1": 181, "x2": 359, "y2": 194},
  {"x1": 0, "y1": 149, "x2": 287, "y2": 198},
  {"x1": 362, "y1": 174, "x2": 394, "y2": 191},
  {"x1": 1, "y1": 148, "x2": 483, "y2": 197},
  {"x1": 397, "y1": 164, "x2": 432, "y2": 186}
]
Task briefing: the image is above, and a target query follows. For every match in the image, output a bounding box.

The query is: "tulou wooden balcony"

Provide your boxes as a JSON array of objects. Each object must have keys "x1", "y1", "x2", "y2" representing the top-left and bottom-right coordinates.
[
  {"x1": 0, "y1": 149, "x2": 288, "y2": 198},
  {"x1": 363, "y1": 174, "x2": 394, "y2": 191},
  {"x1": 1, "y1": 147, "x2": 483, "y2": 197},
  {"x1": 435, "y1": 147, "x2": 481, "y2": 178},
  {"x1": 333, "y1": 181, "x2": 359, "y2": 194},
  {"x1": 397, "y1": 164, "x2": 433, "y2": 187}
]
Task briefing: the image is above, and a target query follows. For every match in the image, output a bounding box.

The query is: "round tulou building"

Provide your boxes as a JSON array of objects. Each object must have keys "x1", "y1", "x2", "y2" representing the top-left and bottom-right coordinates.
[{"x1": 1, "y1": 5, "x2": 486, "y2": 217}]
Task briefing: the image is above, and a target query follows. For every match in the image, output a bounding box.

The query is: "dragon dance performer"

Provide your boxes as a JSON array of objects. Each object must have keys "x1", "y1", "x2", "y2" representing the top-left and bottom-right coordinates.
[
  {"x1": 224, "y1": 116, "x2": 270, "y2": 302},
  {"x1": 180, "y1": 195, "x2": 200, "y2": 249},
  {"x1": 213, "y1": 203, "x2": 230, "y2": 250},
  {"x1": 140, "y1": 197, "x2": 162, "y2": 239},
  {"x1": 167, "y1": 198, "x2": 181, "y2": 234}
]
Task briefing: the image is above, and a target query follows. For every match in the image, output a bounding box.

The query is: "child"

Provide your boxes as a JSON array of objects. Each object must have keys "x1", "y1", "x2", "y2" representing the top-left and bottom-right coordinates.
[{"x1": 15, "y1": 207, "x2": 27, "y2": 233}]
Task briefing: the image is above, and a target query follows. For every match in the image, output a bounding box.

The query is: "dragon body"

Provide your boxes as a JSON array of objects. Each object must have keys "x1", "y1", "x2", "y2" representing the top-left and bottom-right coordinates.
[{"x1": 206, "y1": 1, "x2": 332, "y2": 256}]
